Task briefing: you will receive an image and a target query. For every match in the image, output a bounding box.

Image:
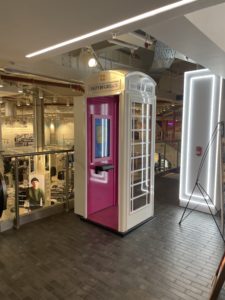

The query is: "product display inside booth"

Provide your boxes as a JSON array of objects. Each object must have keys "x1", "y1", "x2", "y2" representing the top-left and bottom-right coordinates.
[{"x1": 75, "y1": 70, "x2": 156, "y2": 234}]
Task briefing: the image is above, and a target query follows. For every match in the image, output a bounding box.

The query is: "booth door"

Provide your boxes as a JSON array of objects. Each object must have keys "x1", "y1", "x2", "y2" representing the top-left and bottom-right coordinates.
[
  {"x1": 87, "y1": 96, "x2": 118, "y2": 230},
  {"x1": 127, "y1": 100, "x2": 154, "y2": 230}
]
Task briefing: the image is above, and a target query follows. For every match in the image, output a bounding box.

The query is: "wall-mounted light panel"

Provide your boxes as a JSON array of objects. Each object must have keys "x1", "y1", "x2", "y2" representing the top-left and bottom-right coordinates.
[{"x1": 179, "y1": 69, "x2": 224, "y2": 214}]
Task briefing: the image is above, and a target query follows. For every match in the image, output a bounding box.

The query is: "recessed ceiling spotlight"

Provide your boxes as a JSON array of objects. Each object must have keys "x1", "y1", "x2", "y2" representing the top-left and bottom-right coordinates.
[
  {"x1": 18, "y1": 86, "x2": 23, "y2": 93},
  {"x1": 0, "y1": 78, "x2": 4, "y2": 88},
  {"x1": 88, "y1": 57, "x2": 97, "y2": 68},
  {"x1": 39, "y1": 90, "x2": 44, "y2": 99}
]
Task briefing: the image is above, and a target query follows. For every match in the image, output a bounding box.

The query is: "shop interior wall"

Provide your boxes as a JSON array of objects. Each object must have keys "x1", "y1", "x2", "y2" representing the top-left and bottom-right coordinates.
[{"x1": 1, "y1": 119, "x2": 74, "y2": 149}]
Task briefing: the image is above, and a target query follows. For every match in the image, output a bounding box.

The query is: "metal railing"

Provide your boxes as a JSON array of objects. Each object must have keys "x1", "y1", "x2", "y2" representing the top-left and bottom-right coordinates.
[
  {"x1": 155, "y1": 140, "x2": 181, "y2": 173},
  {"x1": 1, "y1": 149, "x2": 74, "y2": 230}
]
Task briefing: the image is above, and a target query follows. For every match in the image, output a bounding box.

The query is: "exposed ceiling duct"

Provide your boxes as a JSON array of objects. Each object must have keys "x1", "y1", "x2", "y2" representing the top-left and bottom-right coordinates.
[
  {"x1": 152, "y1": 41, "x2": 176, "y2": 70},
  {"x1": 108, "y1": 39, "x2": 139, "y2": 51}
]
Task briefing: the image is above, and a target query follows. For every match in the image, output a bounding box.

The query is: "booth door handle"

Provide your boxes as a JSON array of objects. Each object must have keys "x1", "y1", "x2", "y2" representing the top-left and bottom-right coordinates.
[{"x1": 95, "y1": 164, "x2": 114, "y2": 174}]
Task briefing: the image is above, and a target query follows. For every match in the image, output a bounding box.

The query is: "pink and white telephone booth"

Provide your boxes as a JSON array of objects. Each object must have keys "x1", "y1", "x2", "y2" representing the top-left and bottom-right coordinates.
[{"x1": 74, "y1": 71, "x2": 156, "y2": 234}]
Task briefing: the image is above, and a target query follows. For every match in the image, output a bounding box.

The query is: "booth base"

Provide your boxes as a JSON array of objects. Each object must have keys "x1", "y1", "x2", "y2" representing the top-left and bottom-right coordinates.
[
  {"x1": 88, "y1": 206, "x2": 118, "y2": 230},
  {"x1": 82, "y1": 212, "x2": 155, "y2": 236}
]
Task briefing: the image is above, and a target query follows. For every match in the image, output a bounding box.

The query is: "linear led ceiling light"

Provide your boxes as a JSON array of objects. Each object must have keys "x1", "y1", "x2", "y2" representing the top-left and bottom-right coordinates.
[{"x1": 26, "y1": 0, "x2": 198, "y2": 58}]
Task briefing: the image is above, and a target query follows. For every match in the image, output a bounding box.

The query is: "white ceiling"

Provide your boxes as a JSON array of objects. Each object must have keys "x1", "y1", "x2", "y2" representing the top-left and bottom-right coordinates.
[
  {"x1": 144, "y1": 2, "x2": 225, "y2": 78},
  {"x1": 186, "y1": 2, "x2": 225, "y2": 53},
  {"x1": 0, "y1": 0, "x2": 173, "y2": 62},
  {"x1": 0, "y1": 0, "x2": 224, "y2": 86},
  {"x1": 0, "y1": 0, "x2": 222, "y2": 63}
]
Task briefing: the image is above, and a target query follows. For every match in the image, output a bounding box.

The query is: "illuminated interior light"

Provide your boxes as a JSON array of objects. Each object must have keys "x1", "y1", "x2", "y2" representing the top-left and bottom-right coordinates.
[
  {"x1": 180, "y1": 71, "x2": 195, "y2": 199},
  {"x1": 185, "y1": 75, "x2": 214, "y2": 198},
  {"x1": 0, "y1": 78, "x2": 4, "y2": 88},
  {"x1": 206, "y1": 76, "x2": 216, "y2": 196},
  {"x1": 88, "y1": 57, "x2": 97, "y2": 68},
  {"x1": 25, "y1": 0, "x2": 198, "y2": 58},
  {"x1": 213, "y1": 77, "x2": 223, "y2": 205},
  {"x1": 105, "y1": 119, "x2": 108, "y2": 157},
  {"x1": 185, "y1": 76, "x2": 194, "y2": 196},
  {"x1": 18, "y1": 86, "x2": 23, "y2": 93},
  {"x1": 39, "y1": 90, "x2": 44, "y2": 99},
  {"x1": 50, "y1": 120, "x2": 55, "y2": 130},
  {"x1": 101, "y1": 119, "x2": 104, "y2": 157}
]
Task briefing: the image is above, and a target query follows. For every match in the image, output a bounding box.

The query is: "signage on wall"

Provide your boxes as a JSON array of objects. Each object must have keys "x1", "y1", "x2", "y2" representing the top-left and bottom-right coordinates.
[{"x1": 88, "y1": 81, "x2": 121, "y2": 93}]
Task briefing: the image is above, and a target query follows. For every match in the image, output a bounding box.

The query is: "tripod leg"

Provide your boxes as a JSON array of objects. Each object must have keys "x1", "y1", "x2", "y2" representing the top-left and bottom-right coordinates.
[
  {"x1": 179, "y1": 183, "x2": 197, "y2": 225},
  {"x1": 198, "y1": 184, "x2": 225, "y2": 243},
  {"x1": 198, "y1": 183, "x2": 219, "y2": 212}
]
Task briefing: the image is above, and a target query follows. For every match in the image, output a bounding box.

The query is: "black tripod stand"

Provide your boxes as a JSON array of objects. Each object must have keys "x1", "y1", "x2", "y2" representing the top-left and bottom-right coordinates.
[{"x1": 179, "y1": 121, "x2": 225, "y2": 243}]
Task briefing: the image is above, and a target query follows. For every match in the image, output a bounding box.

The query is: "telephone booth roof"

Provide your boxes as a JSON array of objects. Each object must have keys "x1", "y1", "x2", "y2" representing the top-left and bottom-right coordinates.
[{"x1": 85, "y1": 70, "x2": 156, "y2": 97}]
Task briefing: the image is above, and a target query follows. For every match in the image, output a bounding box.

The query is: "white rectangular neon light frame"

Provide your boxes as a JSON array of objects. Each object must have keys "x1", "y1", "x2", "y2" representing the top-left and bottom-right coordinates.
[
  {"x1": 180, "y1": 69, "x2": 222, "y2": 209},
  {"x1": 186, "y1": 75, "x2": 214, "y2": 199},
  {"x1": 25, "y1": 0, "x2": 199, "y2": 58}
]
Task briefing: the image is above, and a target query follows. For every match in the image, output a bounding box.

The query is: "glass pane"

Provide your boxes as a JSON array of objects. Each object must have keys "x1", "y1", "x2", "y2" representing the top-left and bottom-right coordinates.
[
  {"x1": 132, "y1": 130, "x2": 148, "y2": 143},
  {"x1": 132, "y1": 117, "x2": 146, "y2": 130},
  {"x1": 131, "y1": 169, "x2": 149, "y2": 184},
  {"x1": 132, "y1": 182, "x2": 150, "y2": 198},
  {"x1": 130, "y1": 102, "x2": 152, "y2": 213},
  {"x1": 2, "y1": 157, "x2": 15, "y2": 221},
  {"x1": 133, "y1": 195, "x2": 147, "y2": 210},
  {"x1": 95, "y1": 118, "x2": 110, "y2": 158},
  {"x1": 131, "y1": 102, "x2": 142, "y2": 115},
  {"x1": 147, "y1": 193, "x2": 150, "y2": 204},
  {"x1": 132, "y1": 156, "x2": 151, "y2": 171},
  {"x1": 50, "y1": 153, "x2": 66, "y2": 204},
  {"x1": 131, "y1": 144, "x2": 150, "y2": 157}
]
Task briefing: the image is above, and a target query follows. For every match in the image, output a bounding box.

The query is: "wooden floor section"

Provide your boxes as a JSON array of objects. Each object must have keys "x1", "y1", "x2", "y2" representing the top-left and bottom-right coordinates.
[{"x1": 0, "y1": 173, "x2": 225, "y2": 300}]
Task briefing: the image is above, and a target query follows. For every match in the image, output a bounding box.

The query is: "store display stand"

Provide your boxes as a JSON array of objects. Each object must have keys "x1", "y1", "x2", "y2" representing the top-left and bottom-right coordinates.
[{"x1": 179, "y1": 122, "x2": 225, "y2": 243}]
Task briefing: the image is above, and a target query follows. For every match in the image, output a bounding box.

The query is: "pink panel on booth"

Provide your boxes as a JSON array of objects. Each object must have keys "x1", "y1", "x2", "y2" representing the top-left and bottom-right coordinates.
[{"x1": 87, "y1": 96, "x2": 119, "y2": 230}]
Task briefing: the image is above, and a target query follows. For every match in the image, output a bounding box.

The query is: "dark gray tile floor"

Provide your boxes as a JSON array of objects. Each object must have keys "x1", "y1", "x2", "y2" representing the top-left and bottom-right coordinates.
[{"x1": 0, "y1": 173, "x2": 225, "y2": 300}]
